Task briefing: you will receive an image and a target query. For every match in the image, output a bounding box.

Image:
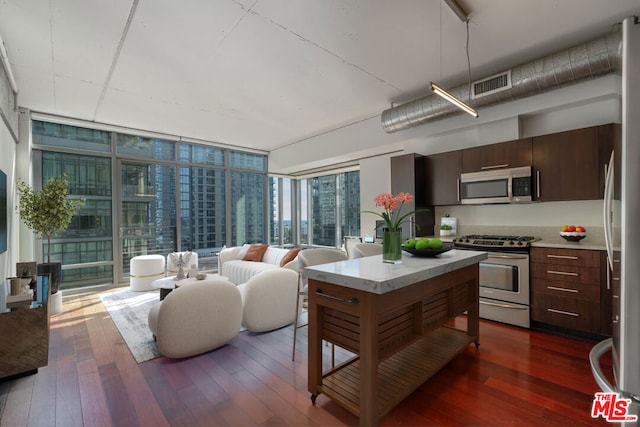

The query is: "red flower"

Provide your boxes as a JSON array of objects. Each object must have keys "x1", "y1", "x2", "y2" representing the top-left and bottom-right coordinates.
[{"x1": 364, "y1": 192, "x2": 421, "y2": 232}]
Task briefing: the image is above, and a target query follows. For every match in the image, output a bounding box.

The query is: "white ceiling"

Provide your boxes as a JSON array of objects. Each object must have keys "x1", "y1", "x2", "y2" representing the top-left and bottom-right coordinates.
[{"x1": 1, "y1": 0, "x2": 639, "y2": 154}]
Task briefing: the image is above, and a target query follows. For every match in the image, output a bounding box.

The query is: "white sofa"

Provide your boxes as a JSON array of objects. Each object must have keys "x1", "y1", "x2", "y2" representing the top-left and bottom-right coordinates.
[{"x1": 218, "y1": 245, "x2": 300, "y2": 285}]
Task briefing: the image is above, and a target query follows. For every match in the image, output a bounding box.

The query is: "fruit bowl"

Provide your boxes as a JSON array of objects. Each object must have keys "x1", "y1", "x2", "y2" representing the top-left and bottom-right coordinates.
[
  {"x1": 402, "y1": 242, "x2": 454, "y2": 257},
  {"x1": 560, "y1": 232, "x2": 587, "y2": 242}
]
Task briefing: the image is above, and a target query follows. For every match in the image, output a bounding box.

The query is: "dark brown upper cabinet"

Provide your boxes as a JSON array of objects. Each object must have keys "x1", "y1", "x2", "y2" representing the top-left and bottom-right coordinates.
[
  {"x1": 425, "y1": 150, "x2": 463, "y2": 206},
  {"x1": 533, "y1": 125, "x2": 616, "y2": 202},
  {"x1": 462, "y1": 138, "x2": 532, "y2": 173}
]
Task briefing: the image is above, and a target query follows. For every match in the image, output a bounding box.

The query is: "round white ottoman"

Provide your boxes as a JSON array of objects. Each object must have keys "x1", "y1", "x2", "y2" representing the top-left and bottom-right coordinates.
[{"x1": 130, "y1": 255, "x2": 166, "y2": 292}]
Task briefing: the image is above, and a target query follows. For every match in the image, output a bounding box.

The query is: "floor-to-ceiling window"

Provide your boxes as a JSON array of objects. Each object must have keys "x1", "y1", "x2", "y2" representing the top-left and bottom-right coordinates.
[
  {"x1": 271, "y1": 170, "x2": 360, "y2": 249},
  {"x1": 31, "y1": 119, "x2": 267, "y2": 288},
  {"x1": 269, "y1": 176, "x2": 293, "y2": 247},
  {"x1": 229, "y1": 151, "x2": 267, "y2": 246},
  {"x1": 178, "y1": 144, "x2": 226, "y2": 270},
  {"x1": 33, "y1": 122, "x2": 114, "y2": 287}
]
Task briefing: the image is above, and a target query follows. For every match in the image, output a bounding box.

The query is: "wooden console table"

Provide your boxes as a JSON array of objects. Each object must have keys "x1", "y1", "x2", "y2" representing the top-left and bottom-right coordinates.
[
  {"x1": 305, "y1": 250, "x2": 487, "y2": 427},
  {"x1": 0, "y1": 288, "x2": 50, "y2": 379}
]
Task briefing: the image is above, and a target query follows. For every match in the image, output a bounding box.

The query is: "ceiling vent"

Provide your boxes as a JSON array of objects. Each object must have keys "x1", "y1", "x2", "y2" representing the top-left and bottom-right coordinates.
[{"x1": 472, "y1": 70, "x2": 512, "y2": 99}]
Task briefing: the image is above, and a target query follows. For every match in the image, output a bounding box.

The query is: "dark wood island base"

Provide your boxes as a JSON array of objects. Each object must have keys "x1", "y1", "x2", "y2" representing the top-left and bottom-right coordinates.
[{"x1": 307, "y1": 262, "x2": 481, "y2": 427}]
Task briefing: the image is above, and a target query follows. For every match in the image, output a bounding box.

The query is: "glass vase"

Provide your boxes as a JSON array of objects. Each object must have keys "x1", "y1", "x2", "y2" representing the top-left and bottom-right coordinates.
[{"x1": 382, "y1": 228, "x2": 402, "y2": 264}]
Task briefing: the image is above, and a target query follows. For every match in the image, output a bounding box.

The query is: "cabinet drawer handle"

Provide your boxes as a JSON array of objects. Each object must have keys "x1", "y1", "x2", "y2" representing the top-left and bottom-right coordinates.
[
  {"x1": 548, "y1": 308, "x2": 579, "y2": 317},
  {"x1": 547, "y1": 286, "x2": 578, "y2": 293},
  {"x1": 480, "y1": 163, "x2": 509, "y2": 170},
  {"x1": 546, "y1": 254, "x2": 579, "y2": 260},
  {"x1": 315, "y1": 289, "x2": 359, "y2": 304},
  {"x1": 536, "y1": 170, "x2": 540, "y2": 198},
  {"x1": 456, "y1": 178, "x2": 460, "y2": 202},
  {"x1": 547, "y1": 270, "x2": 579, "y2": 277}
]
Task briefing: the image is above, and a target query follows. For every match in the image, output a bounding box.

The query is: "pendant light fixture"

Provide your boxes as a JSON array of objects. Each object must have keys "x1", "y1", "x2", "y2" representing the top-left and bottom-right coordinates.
[
  {"x1": 432, "y1": 0, "x2": 478, "y2": 118},
  {"x1": 430, "y1": 82, "x2": 478, "y2": 117}
]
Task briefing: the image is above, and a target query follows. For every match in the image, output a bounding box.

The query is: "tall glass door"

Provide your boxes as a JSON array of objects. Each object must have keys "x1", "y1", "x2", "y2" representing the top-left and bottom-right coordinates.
[{"x1": 118, "y1": 160, "x2": 176, "y2": 280}]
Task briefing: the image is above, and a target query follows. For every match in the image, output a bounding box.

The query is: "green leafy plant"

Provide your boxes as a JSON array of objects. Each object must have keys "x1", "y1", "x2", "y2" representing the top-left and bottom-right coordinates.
[
  {"x1": 440, "y1": 224, "x2": 453, "y2": 230},
  {"x1": 16, "y1": 175, "x2": 85, "y2": 263}
]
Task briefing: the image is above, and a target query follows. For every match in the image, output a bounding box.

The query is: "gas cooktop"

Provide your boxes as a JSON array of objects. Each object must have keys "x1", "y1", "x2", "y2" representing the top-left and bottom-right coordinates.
[{"x1": 453, "y1": 234, "x2": 539, "y2": 251}]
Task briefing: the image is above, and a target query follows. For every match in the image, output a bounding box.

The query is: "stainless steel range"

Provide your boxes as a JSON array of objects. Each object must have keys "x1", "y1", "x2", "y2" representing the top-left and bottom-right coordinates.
[{"x1": 453, "y1": 235, "x2": 538, "y2": 328}]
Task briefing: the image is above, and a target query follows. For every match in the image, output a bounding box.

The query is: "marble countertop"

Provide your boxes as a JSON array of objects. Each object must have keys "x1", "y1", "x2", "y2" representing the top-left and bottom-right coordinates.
[{"x1": 303, "y1": 249, "x2": 488, "y2": 295}]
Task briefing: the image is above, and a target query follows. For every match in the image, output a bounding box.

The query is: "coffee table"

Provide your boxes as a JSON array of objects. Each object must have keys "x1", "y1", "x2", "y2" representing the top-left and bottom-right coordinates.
[{"x1": 151, "y1": 274, "x2": 226, "y2": 300}]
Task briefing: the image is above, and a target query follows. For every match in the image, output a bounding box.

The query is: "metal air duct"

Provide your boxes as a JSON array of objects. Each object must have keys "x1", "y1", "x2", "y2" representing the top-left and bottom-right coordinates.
[{"x1": 381, "y1": 31, "x2": 621, "y2": 133}]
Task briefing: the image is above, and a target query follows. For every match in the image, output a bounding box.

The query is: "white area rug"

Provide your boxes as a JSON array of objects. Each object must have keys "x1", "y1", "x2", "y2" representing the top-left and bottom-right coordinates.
[{"x1": 99, "y1": 288, "x2": 161, "y2": 363}]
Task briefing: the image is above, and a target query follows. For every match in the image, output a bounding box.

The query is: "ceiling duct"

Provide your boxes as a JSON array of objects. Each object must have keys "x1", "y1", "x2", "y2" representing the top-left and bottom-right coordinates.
[{"x1": 381, "y1": 31, "x2": 621, "y2": 134}]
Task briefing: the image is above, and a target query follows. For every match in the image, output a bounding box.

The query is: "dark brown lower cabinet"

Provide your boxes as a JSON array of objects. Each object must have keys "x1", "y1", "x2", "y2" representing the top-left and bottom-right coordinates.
[{"x1": 531, "y1": 247, "x2": 606, "y2": 336}]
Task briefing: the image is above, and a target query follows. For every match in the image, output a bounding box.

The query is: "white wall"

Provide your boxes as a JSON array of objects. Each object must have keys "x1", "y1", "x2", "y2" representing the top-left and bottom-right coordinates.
[
  {"x1": 0, "y1": 73, "x2": 18, "y2": 286},
  {"x1": 359, "y1": 155, "x2": 392, "y2": 238},
  {"x1": 0, "y1": 122, "x2": 16, "y2": 285},
  {"x1": 435, "y1": 200, "x2": 604, "y2": 229}
]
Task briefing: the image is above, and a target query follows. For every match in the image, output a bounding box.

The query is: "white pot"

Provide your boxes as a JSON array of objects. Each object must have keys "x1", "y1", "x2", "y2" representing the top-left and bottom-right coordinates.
[{"x1": 440, "y1": 229, "x2": 452, "y2": 236}]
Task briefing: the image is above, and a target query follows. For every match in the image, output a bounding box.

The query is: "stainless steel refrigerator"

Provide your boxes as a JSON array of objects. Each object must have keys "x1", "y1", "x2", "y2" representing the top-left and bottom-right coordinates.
[{"x1": 590, "y1": 15, "x2": 640, "y2": 421}]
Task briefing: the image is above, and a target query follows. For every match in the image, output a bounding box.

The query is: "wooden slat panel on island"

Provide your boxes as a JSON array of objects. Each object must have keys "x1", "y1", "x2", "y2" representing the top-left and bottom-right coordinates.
[{"x1": 305, "y1": 250, "x2": 487, "y2": 427}]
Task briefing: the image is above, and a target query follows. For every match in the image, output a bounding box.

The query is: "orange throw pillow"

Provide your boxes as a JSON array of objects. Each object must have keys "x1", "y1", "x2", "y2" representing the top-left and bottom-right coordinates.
[
  {"x1": 280, "y1": 248, "x2": 301, "y2": 267},
  {"x1": 242, "y1": 244, "x2": 269, "y2": 262}
]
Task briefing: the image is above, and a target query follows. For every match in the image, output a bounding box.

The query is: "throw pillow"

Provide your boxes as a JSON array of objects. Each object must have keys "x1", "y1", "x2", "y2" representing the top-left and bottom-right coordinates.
[
  {"x1": 280, "y1": 248, "x2": 301, "y2": 267},
  {"x1": 237, "y1": 244, "x2": 251, "y2": 258},
  {"x1": 242, "y1": 244, "x2": 269, "y2": 262}
]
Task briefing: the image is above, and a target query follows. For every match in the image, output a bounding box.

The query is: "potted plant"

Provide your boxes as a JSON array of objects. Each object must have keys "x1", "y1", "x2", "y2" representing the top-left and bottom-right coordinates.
[
  {"x1": 363, "y1": 192, "x2": 428, "y2": 263},
  {"x1": 439, "y1": 224, "x2": 453, "y2": 236},
  {"x1": 16, "y1": 175, "x2": 85, "y2": 294}
]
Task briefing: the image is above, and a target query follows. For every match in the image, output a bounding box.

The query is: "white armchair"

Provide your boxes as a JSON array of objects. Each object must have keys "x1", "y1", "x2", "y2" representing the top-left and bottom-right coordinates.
[
  {"x1": 236, "y1": 268, "x2": 299, "y2": 332},
  {"x1": 147, "y1": 277, "x2": 242, "y2": 358}
]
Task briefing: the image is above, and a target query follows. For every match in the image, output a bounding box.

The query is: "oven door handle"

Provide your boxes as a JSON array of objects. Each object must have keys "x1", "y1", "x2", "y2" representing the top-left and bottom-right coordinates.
[
  {"x1": 487, "y1": 254, "x2": 529, "y2": 260},
  {"x1": 480, "y1": 300, "x2": 528, "y2": 310}
]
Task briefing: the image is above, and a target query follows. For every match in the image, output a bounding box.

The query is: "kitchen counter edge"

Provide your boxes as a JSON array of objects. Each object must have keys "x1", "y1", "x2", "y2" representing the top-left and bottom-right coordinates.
[
  {"x1": 303, "y1": 249, "x2": 488, "y2": 295},
  {"x1": 531, "y1": 239, "x2": 606, "y2": 251}
]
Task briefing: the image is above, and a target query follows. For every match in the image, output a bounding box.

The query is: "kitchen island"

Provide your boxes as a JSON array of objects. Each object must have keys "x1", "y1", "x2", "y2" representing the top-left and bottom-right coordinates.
[{"x1": 304, "y1": 249, "x2": 487, "y2": 427}]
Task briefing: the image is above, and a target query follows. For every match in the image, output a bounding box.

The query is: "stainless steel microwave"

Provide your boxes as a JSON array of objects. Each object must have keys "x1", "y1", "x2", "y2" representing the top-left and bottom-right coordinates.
[{"x1": 460, "y1": 166, "x2": 533, "y2": 204}]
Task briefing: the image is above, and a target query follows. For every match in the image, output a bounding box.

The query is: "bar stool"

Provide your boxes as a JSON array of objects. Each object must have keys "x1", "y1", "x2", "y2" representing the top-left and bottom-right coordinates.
[{"x1": 292, "y1": 248, "x2": 348, "y2": 363}]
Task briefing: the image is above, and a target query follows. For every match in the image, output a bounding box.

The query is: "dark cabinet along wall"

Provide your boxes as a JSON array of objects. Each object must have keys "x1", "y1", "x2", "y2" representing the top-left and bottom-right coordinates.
[
  {"x1": 462, "y1": 138, "x2": 532, "y2": 173},
  {"x1": 423, "y1": 123, "x2": 618, "y2": 206},
  {"x1": 390, "y1": 154, "x2": 435, "y2": 240},
  {"x1": 532, "y1": 123, "x2": 616, "y2": 201},
  {"x1": 424, "y1": 150, "x2": 462, "y2": 206}
]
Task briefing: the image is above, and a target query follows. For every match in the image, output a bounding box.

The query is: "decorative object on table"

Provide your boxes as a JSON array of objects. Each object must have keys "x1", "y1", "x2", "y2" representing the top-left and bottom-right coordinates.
[
  {"x1": 403, "y1": 238, "x2": 454, "y2": 257},
  {"x1": 363, "y1": 192, "x2": 426, "y2": 263},
  {"x1": 189, "y1": 264, "x2": 198, "y2": 278},
  {"x1": 169, "y1": 251, "x2": 192, "y2": 280},
  {"x1": 33, "y1": 274, "x2": 50, "y2": 308},
  {"x1": 16, "y1": 261, "x2": 37, "y2": 299},
  {"x1": 195, "y1": 272, "x2": 207, "y2": 280},
  {"x1": 16, "y1": 175, "x2": 85, "y2": 295},
  {"x1": 560, "y1": 225, "x2": 587, "y2": 242}
]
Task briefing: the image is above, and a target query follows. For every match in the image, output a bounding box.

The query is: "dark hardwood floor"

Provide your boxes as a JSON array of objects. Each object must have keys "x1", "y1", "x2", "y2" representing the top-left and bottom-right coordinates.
[{"x1": 0, "y1": 287, "x2": 615, "y2": 426}]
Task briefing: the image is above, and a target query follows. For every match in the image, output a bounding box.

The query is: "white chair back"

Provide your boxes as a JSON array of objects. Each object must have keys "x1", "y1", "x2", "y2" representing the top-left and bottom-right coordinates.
[
  {"x1": 297, "y1": 248, "x2": 348, "y2": 270},
  {"x1": 351, "y1": 243, "x2": 383, "y2": 259},
  {"x1": 343, "y1": 236, "x2": 362, "y2": 259}
]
